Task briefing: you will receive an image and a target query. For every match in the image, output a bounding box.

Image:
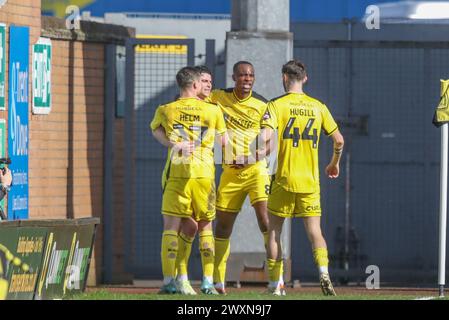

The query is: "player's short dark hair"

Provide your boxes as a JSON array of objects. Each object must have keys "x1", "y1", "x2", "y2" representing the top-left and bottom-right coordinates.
[
  {"x1": 233, "y1": 61, "x2": 254, "y2": 74},
  {"x1": 176, "y1": 66, "x2": 201, "y2": 89},
  {"x1": 195, "y1": 65, "x2": 212, "y2": 76},
  {"x1": 282, "y1": 60, "x2": 307, "y2": 82}
]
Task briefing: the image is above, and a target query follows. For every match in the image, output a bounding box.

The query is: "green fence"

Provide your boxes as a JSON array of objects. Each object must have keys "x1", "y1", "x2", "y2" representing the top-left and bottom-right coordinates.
[{"x1": 0, "y1": 218, "x2": 100, "y2": 300}]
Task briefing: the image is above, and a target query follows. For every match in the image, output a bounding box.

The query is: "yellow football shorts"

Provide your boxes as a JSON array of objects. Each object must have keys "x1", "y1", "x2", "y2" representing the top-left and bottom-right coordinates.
[
  {"x1": 268, "y1": 181, "x2": 322, "y2": 218},
  {"x1": 216, "y1": 160, "x2": 270, "y2": 213},
  {"x1": 162, "y1": 178, "x2": 216, "y2": 221}
]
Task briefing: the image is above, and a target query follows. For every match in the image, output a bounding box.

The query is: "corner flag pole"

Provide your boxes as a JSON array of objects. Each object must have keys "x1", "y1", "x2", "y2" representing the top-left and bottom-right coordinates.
[
  {"x1": 436, "y1": 80, "x2": 449, "y2": 298},
  {"x1": 439, "y1": 122, "x2": 448, "y2": 298}
]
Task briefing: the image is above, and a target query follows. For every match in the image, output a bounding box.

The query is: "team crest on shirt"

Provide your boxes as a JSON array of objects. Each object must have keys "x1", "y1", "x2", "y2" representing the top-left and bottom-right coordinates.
[
  {"x1": 247, "y1": 110, "x2": 257, "y2": 118},
  {"x1": 262, "y1": 110, "x2": 271, "y2": 120}
]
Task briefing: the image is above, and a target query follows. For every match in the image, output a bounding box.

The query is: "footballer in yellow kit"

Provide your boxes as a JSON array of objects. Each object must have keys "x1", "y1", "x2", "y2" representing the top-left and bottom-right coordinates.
[
  {"x1": 150, "y1": 96, "x2": 226, "y2": 222},
  {"x1": 205, "y1": 61, "x2": 271, "y2": 294},
  {"x1": 152, "y1": 67, "x2": 228, "y2": 295},
  {"x1": 263, "y1": 60, "x2": 343, "y2": 296},
  {"x1": 207, "y1": 87, "x2": 270, "y2": 213},
  {"x1": 261, "y1": 92, "x2": 338, "y2": 217}
]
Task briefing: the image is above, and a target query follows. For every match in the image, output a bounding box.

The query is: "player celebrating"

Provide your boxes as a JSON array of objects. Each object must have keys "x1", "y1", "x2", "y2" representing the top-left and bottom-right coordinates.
[
  {"x1": 206, "y1": 61, "x2": 270, "y2": 294},
  {"x1": 150, "y1": 67, "x2": 226, "y2": 294},
  {"x1": 261, "y1": 60, "x2": 344, "y2": 296},
  {"x1": 173, "y1": 65, "x2": 218, "y2": 295}
]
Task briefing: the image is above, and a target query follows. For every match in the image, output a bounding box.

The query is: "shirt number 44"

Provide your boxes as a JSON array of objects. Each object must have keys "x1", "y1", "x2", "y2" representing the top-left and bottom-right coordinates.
[{"x1": 282, "y1": 117, "x2": 318, "y2": 148}]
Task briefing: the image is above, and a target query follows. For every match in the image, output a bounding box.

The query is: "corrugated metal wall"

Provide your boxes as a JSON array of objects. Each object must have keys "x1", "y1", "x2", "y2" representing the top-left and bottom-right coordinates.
[
  {"x1": 291, "y1": 22, "x2": 449, "y2": 285},
  {"x1": 123, "y1": 22, "x2": 449, "y2": 285}
]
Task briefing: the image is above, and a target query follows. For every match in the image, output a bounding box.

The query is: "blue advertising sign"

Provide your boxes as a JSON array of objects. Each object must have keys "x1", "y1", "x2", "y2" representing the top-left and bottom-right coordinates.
[{"x1": 8, "y1": 26, "x2": 29, "y2": 220}]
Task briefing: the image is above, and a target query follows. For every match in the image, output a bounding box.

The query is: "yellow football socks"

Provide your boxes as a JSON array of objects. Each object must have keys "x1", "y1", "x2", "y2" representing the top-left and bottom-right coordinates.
[
  {"x1": 176, "y1": 232, "x2": 194, "y2": 279},
  {"x1": 313, "y1": 247, "x2": 329, "y2": 274},
  {"x1": 161, "y1": 230, "x2": 178, "y2": 279},
  {"x1": 214, "y1": 237, "x2": 230, "y2": 284},
  {"x1": 199, "y1": 230, "x2": 215, "y2": 280},
  {"x1": 267, "y1": 258, "x2": 283, "y2": 284}
]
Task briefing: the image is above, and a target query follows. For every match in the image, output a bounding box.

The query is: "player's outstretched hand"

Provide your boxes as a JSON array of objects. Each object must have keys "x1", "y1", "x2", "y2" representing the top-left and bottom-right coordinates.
[{"x1": 325, "y1": 164, "x2": 339, "y2": 178}]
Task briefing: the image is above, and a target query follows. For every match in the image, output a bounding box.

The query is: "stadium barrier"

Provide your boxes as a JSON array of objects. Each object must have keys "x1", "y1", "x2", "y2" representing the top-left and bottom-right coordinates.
[{"x1": 0, "y1": 217, "x2": 100, "y2": 300}]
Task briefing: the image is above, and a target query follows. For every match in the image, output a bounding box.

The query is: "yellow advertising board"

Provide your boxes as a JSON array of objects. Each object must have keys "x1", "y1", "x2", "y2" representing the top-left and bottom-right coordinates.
[{"x1": 136, "y1": 35, "x2": 187, "y2": 54}]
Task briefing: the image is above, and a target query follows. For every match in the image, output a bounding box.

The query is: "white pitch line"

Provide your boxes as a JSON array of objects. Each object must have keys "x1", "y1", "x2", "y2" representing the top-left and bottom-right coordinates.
[{"x1": 414, "y1": 296, "x2": 437, "y2": 300}]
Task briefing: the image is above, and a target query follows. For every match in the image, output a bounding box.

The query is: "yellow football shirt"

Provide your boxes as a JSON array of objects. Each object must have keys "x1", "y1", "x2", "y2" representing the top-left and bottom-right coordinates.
[
  {"x1": 150, "y1": 97, "x2": 226, "y2": 179},
  {"x1": 261, "y1": 92, "x2": 338, "y2": 193},
  {"x1": 206, "y1": 89, "x2": 268, "y2": 164}
]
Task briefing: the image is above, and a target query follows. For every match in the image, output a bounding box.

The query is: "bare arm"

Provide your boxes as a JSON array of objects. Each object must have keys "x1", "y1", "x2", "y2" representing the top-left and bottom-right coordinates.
[
  {"x1": 152, "y1": 126, "x2": 195, "y2": 156},
  {"x1": 325, "y1": 129, "x2": 344, "y2": 178},
  {"x1": 152, "y1": 126, "x2": 175, "y2": 148},
  {"x1": 256, "y1": 127, "x2": 275, "y2": 160}
]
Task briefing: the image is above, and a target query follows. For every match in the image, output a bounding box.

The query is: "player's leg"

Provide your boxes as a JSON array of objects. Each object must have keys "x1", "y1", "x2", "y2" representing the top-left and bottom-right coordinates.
[
  {"x1": 176, "y1": 218, "x2": 198, "y2": 276},
  {"x1": 198, "y1": 220, "x2": 218, "y2": 294},
  {"x1": 159, "y1": 178, "x2": 192, "y2": 294},
  {"x1": 252, "y1": 199, "x2": 281, "y2": 289},
  {"x1": 175, "y1": 217, "x2": 198, "y2": 295},
  {"x1": 192, "y1": 178, "x2": 219, "y2": 294},
  {"x1": 302, "y1": 216, "x2": 336, "y2": 296},
  {"x1": 213, "y1": 210, "x2": 238, "y2": 293},
  {"x1": 266, "y1": 181, "x2": 294, "y2": 296},
  {"x1": 302, "y1": 216, "x2": 329, "y2": 274},
  {"x1": 300, "y1": 191, "x2": 336, "y2": 296},
  {"x1": 266, "y1": 212, "x2": 285, "y2": 295},
  {"x1": 160, "y1": 214, "x2": 182, "y2": 294},
  {"x1": 252, "y1": 200, "x2": 269, "y2": 246},
  {"x1": 214, "y1": 170, "x2": 246, "y2": 294},
  {"x1": 248, "y1": 161, "x2": 271, "y2": 248},
  {"x1": 248, "y1": 165, "x2": 275, "y2": 290}
]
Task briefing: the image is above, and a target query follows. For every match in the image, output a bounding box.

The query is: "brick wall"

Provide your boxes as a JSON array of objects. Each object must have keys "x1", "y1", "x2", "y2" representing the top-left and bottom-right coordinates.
[
  {"x1": 38, "y1": 16, "x2": 134, "y2": 285},
  {"x1": 29, "y1": 40, "x2": 105, "y2": 284},
  {"x1": 0, "y1": 0, "x2": 41, "y2": 158},
  {"x1": 0, "y1": 1, "x2": 134, "y2": 285},
  {"x1": 30, "y1": 41, "x2": 104, "y2": 221},
  {"x1": 0, "y1": 0, "x2": 41, "y2": 44}
]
